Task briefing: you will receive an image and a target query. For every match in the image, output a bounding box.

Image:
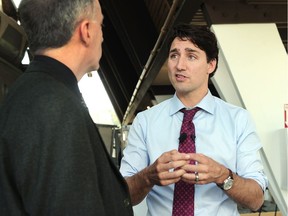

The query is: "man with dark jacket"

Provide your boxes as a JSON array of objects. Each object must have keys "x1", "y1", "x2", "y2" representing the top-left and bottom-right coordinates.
[{"x1": 0, "y1": 0, "x2": 133, "y2": 215}]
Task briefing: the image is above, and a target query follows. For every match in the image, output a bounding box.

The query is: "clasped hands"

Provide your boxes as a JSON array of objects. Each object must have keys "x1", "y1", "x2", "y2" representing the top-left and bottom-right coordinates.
[{"x1": 147, "y1": 149, "x2": 225, "y2": 186}]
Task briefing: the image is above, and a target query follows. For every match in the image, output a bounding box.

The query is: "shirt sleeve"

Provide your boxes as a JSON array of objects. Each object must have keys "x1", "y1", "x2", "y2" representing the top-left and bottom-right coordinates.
[
  {"x1": 235, "y1": 110, "x2": 268, "y2": 191},
  {"x1": 120, "y1": 113, "x2": 149, "y2": 177}
]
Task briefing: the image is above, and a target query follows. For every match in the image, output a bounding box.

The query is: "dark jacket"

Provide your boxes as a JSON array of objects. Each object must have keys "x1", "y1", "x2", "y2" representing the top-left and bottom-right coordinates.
[{"x1": 0, "y1": 56, "x2": 133, "y2": 216}]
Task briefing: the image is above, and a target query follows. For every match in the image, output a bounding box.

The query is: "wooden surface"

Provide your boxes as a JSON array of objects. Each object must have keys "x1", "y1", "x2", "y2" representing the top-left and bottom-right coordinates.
[{"x1": 241, "y1": 211, "x2": 282, "y2": 216}]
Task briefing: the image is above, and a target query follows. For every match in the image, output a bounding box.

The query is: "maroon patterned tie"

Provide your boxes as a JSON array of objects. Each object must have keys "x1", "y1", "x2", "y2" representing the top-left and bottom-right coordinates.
[{"x1": 172, "y1": 107, "x2": 200, "y2": 216}]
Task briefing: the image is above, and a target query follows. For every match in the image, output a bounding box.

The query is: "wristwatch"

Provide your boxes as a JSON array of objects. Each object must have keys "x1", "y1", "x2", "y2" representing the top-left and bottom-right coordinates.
[{"x1": 217, "y1": 168, "x2": 234, "y2": 191}]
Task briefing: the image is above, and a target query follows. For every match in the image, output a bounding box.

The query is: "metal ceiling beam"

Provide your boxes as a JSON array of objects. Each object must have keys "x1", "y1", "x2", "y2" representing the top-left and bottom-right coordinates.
[
  {"x1": 1, "y1": 0, "x2": 18, "y2": 21},
  {"x1": 246, "y1": 0, "x2": 286, "y2": 4},
  {"x1": 202, "y1": 0, "x2": 287, "y2": 25},
  {"x1": 202, "y1": 0, "x2": 287, "y2": 50}
]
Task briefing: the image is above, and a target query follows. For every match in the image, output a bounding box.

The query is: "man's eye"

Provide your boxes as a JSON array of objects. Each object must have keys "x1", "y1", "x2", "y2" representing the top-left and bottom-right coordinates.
[
  {"x1": 188, "y1": 55, "x2": 196, "y2": 60},
  {"x1": 170, "y1": 54, "x2": 178, "y2": 59}
]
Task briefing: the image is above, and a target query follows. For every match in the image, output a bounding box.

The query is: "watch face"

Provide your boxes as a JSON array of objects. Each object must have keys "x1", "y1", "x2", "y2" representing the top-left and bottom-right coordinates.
[{"x1": 223, "y1": 178, "x2": 233, "y2": 190}]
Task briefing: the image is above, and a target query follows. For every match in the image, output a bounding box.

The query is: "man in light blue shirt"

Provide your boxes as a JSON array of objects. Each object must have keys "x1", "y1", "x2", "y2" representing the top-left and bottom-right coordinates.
[{"x1": 120, "y1": 23, "x2": 268, "y2": 216}]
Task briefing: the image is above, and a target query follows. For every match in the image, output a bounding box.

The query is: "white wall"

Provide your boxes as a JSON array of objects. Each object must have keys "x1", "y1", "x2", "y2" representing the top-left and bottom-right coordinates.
[{"x1": 211, "y1": 23, "x2": 288, "y2": 215}]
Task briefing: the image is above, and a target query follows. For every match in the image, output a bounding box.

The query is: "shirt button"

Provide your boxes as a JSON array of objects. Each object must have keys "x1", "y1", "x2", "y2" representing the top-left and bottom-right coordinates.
[{"x1": 124, "y1": 198, "x2": 130, "y2": 207}]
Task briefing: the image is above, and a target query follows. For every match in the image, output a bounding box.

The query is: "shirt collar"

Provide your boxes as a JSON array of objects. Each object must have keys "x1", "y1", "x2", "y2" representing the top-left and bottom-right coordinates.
[
  {"x1": 28, "y1": 55, "x2": 81, "y2": 98},
  {"x1": 169, "y1": 90, "x2": 215, "y2": 115}
]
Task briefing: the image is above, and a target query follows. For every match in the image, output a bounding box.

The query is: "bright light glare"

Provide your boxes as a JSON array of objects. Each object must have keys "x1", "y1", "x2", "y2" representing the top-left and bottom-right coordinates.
[
  {"x1": 78, "y1": 71, "x2": 120, "y2": 126},
  {"x1": 12, "y1": 0, "x2": 21, "y2": 8}
]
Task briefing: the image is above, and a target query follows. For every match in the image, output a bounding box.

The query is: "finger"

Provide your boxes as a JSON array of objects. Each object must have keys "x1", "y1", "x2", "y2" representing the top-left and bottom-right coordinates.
[
  {"x1": 186, "y1": 153, "x2": 206, "y2": 164},
  {"x1": 195, "y1": 172, "x2": 200, "y2": 183},
  {"x1": 181, "y1": 172, "x2": 201, "y2": 184},
  {"x1": 166, "y1": 159, "x2": 190, "y2": 173},
  {"x1": 155, "y1": 176, "x2": 182, "y2": 186},
  {"x1": 157, "y1": 150, "x2": 176, "y2": 163},
  {"x1": 156, "y1": 150, "x2": 191, "y2": 174},
  {"x1": 158, "y1": 149, "x2": 187, "y2": 164},
  {"x1": 157, "y1": 167, "x2": 187, "y2": 186},
  {"x1": 181, "y1": 163, "x2": 205, "y2": 173},
  {"x1": 171, "y1": 152, "x2": 191, "y2": 162}
]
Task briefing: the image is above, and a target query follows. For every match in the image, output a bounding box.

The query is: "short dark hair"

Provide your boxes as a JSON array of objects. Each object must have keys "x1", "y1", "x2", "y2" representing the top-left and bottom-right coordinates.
[
  {"x1": 167, "y1": 23, "x2": 219, "y2": 77},
  {"x1": 18, "y1": 0, "x2": 96, "y2": 54}
]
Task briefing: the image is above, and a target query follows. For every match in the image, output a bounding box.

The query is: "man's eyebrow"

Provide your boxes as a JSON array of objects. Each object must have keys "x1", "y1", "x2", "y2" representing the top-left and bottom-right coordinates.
[
  {"x1": 169, "y1": 48, "x2": 199, "y2": 53},
  {"x1": 185, "y1": 48, "x2": 199, "y2": 53},
  {"x1": 169, "y1": 48, "x2": 179, "y2": 53}
]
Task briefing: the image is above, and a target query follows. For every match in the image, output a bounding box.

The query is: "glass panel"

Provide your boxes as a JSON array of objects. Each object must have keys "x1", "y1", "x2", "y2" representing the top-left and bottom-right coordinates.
[{"x1": 78, "y1": 71, "x2": 120, "y2": 127}]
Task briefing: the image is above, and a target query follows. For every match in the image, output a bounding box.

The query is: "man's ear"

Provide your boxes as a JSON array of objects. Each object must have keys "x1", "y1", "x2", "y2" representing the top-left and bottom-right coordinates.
[
  {"x1": 207, "y1": 59, "x2": 217, "y2": 74},
  {"x1": 78, "y1": 20, "x2": 91, "y2": 46}
]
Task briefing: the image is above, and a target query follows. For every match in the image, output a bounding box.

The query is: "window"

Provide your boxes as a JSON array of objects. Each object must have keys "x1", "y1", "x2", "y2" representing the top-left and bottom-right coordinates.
[{"x1": 78, "y1": 72, "x2": 120, "y2": 126}]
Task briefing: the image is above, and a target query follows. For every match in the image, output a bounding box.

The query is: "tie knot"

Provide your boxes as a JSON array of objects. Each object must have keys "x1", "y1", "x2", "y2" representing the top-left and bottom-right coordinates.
[{"x1": 181, "y1": 107, "x2": 200, "y2": 119}]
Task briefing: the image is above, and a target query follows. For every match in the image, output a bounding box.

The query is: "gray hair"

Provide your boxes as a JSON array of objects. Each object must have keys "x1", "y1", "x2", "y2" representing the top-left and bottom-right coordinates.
[{"x1": 19, "y1": 0, "x2": 96, "y2": 54}]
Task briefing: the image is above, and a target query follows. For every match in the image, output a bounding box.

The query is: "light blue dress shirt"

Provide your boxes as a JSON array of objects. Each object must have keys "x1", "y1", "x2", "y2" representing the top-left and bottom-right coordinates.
[{"x1": 120, "y1": 91, "x2": 268, "y2": 216}]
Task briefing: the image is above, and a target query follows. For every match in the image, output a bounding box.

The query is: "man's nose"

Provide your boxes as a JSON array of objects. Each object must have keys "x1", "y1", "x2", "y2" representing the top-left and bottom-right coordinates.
[{"x1": 176, "y1": 57, "x2": 186, "y2": 71}]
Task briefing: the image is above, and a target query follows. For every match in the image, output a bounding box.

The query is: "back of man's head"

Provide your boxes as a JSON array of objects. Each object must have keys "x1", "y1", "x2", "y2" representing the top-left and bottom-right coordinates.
[{"x1": 19, "y1": 0, "x2": 95, "y2": 55}]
